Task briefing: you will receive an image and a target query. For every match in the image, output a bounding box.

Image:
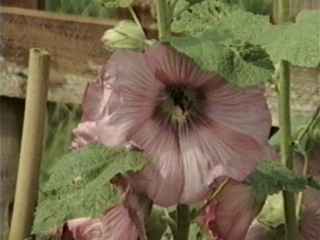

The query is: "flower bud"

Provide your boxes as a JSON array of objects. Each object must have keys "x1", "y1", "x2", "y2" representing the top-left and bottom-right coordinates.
[{"x1": 102, "y1": 20, "x2": 146, "y2": 51}]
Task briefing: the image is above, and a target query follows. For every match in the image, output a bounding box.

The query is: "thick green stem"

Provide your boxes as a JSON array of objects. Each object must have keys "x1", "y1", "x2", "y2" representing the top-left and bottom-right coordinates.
[
  {"x1": 274, "y1": 1, "x2": 298, "y2": 239},
  {"x1": 156, "y1": 0, "x2": 170, "y2": 41},
  {"x1": 278, "y1": 60, "x2": 298, "y2": 240},
  {"x1": 175, "y1": 204, "x2": 190, "y2": 240}
]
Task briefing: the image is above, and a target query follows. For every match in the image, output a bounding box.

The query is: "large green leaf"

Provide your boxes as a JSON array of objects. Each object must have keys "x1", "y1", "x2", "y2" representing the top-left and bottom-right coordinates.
[
  {"x1": 33, "y1": 145, "x2": 148, "y2": 234},
  {"x1": 172, "y1": 0, "x2": 234, "y2": 35},
  {"x1": 171, "y1": 2, "x2": 320, "y2": 86},
  {"x1": 169, "y1": 32, "x2": 274, "y2": 87},
  {"x1": 221, "y1": 10, "x2": 320, "y2": 68},
  {"x1": 249, "y1": 160, "x2": 320, "y2": 203}
]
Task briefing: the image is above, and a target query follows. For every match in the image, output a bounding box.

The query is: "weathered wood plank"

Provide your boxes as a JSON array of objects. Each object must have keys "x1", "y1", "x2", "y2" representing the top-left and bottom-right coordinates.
[
  {"x1": 0, "y1": 7, "x2": 156, "y2": 104},
  {"x1": 0, "y1": 0, "x2": 41, "y2": 9},
  {"x1": 0, "y1": 7, "x2": 117, "y2": 75},
  {"x1": 0, "y1": 6, "x2": 115, "y2": 104},
  {"x1": 0, "y1": 97, "x2": 24, "y2": 240}
]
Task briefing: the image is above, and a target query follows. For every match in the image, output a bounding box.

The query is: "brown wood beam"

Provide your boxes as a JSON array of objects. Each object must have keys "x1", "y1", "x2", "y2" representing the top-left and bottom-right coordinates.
[
  {"x1": 0, "y1": 0, "x2": 42, "y2": 9},
  {"x1": 0, "y1": 6, "x2": 116, "y2": 103},
  {"x1": 0, "y1": 6, "x2": 156, "y2": 104}
]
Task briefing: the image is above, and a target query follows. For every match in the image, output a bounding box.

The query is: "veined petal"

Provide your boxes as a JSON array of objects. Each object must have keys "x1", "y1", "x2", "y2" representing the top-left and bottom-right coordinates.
[
  {"x1": 129, "y1": 120, "x2": 184, "y2": 207},
  {"x1": 63, "y1": 206, "x2": 138, "y2": 240},
  {"x1": 180, "y1": 118, "x2": 271, "y2": 195},
  {"x1": 300, "y1": 204, "x2": 320, "y2": 240},
  {"x1": 199, "y1": 181, "x2": 263, "y2": 240},
  {"x1": 145, "y1": 44, "x2": 219, "y2": 87},
  {"x1": 204, "y1": 82, "x2": 271, "y2": 143}
]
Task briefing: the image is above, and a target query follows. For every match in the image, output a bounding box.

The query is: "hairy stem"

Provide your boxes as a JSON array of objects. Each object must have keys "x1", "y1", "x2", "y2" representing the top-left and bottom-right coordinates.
[
  {"x1": 278, "y1": 60, "x2": 298, "y2": 240},
  {"x1": 175, "y1": 204, "x2": 190, "y2": 240},
  {"x1": 156, "y1": 0, "x2": 170, "y2": 41}
]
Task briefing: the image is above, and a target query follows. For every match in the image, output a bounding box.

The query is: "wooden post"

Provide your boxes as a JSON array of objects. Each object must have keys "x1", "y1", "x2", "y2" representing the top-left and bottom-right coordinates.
[
  {"x1": 8, "y1": 49, "x2": 49, "y2": 240},
  {"x1": 0, "y1": 97, "x2": 24, "y2": 240}
]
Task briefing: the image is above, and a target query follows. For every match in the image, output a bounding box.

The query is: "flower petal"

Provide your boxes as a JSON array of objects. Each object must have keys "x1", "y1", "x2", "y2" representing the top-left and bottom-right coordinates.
[
  {"x1": 199, "y1": 181, "x2": 263, "y2": 240},
  {"x1": 63, "y1": 206, "x2": 138, "y2": 240},
  {"x1": 300, "y1": 204, "x2": 320, "y2": 240},
  {"x1": 129, "y1": 120, "x2": 184, "y2": 207},
  {"x1": 179, "y1": 119, "x2": 272, "y2": 202},
  {"x1": 145, "y1": 44, "x2": 220, "y2": 88},
  {"x1": 204, "y1": 81, "x2": 271, "y2": 143}
]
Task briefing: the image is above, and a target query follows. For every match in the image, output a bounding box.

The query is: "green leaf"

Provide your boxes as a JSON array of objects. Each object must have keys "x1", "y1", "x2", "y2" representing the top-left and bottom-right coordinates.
[
  {"x1": 188, "y1": 223, "x2": 209, "y2": 240},
  {"x1": 172, "y1": 0, "x2": 234, "y2": 35},
  {"x1": 249, "y1": 160, "x2": 320, "y2": 202},
  {"x1": 146, "y1": 208, "x2": 169, "y2": 240},
  {"x1": 172, "y1": 5, "x2": 320, "y2": 86},
  {"x1": 33, "y1": 145, "x2": 148, "y2": 234},
  {"x1": 258, "y1": 193, "x2": 285, "y2": 228},
  {"x1": 98, "y1": 0, "x2": 134, "y2": 8},
  {"x1": 238, "y1": 0, "x2": 273, "y2": 15},
  {"x1": 169, "y1": 32, "x2": 273, "y2": 87}
]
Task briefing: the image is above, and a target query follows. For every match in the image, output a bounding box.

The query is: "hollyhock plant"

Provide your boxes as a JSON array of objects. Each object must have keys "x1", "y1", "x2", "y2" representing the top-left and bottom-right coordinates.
[
  {"x1": 57, "y1": 178, "x2": 151, "y2": 240},
  {"x1": 72, "y1": 44, "x2": 272, "y2": 207},
  {"x1": 198, "y1": 180, "x2": 265, "y2": 240},
  {"x1": 245, "y1": 145, "x2": 320, "y2": 240}
]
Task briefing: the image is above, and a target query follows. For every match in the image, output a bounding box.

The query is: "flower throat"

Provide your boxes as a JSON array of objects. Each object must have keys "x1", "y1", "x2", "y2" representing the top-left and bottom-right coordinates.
[{"x1": 159, "y1": 85, "x2": 203, "y2": 125}]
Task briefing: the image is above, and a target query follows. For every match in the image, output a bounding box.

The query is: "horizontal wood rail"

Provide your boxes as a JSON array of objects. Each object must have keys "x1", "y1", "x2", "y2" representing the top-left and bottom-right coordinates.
[{"x1": 0, "y1": 6, "x2": 156, "y2": 104}]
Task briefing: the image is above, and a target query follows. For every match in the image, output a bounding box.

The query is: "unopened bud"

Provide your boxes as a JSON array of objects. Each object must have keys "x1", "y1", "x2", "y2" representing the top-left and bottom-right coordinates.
[{"x1": 102, "y1": 20, "x2": 146, "y2": 51}]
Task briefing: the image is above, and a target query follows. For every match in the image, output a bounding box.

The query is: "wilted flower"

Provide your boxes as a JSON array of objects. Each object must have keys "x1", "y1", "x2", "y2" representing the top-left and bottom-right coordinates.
[
  {"x1": 73, "y1": 44, "x2": 272, "y2": 206},
  {"x1": 102, "y1": 20, "x2": 146, "y2": 51},
  {"x1": 199, "y1": 180, "x2": 264, "y2": 240}
]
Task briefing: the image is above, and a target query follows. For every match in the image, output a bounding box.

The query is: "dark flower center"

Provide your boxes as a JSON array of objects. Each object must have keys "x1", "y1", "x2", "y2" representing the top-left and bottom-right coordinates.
[{"x1": 157, "y1": 85, "x2": 204, "y2": 125}]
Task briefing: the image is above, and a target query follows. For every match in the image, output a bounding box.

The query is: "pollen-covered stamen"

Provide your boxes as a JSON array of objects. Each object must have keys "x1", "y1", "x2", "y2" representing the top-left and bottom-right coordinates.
[{"x1": 157, "y1": 85, "x2": 204, "y2": 124}]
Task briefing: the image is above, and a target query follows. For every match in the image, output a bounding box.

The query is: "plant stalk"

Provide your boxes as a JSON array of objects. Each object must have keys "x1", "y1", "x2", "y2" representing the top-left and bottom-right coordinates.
[
  {"x1": 175, "y1": 204, "x2": 190, "y2": 240},
  {"x1": 274, "y1": 1, "x2": 298, "y2": 239},
  {"x1": 156, "y1": 0, "x2": 170, "y2": 41},
  {"x1": 278, "y1": 60, "x2": 298, "y2": 240},
  {"x1": 8, "y1": 48, "x2": 49, "y2": 240}
]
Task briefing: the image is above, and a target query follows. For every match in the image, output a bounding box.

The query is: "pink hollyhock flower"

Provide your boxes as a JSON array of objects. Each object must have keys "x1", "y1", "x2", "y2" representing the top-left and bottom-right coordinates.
[
  {"x1": 72, "y1": 44, "x2": 272, "y2": 206},
  {"x1": 199, "y1": 180, "x2": 264, "y2": 240}
]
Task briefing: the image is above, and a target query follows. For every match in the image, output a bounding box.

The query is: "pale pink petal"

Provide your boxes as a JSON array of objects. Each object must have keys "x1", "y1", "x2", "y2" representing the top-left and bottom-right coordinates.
[
  {"x1": 300, "y1": 204, "x2": 320, "y2": 240},
  {"x1": 105, "y1": 51, "x2": 165, "y2": 138},
  {"x1": 145, "y1": 44, "x2": 218, "y2": 87},
  {"x1": 179, "y1": 120, "x2": 272, "y2": 203},
  {"x1": 129, "y1": 120, "x2": 184, "y2": 207},
  {"x1": 199, "y1": 181, "x2": 262, "y2": 240},
  {"x1": 245, "y1": 222, "x2": 272, "y2": 240},
  {"x1": 204, "y1": 81, "x2": 271, "y2": 143},
  {"x1": 71, "y1": 122, "x2": 100, "y2": 150},
  {"x1": 63, "y1": 206, "x2": 138, "y2": 240}
]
